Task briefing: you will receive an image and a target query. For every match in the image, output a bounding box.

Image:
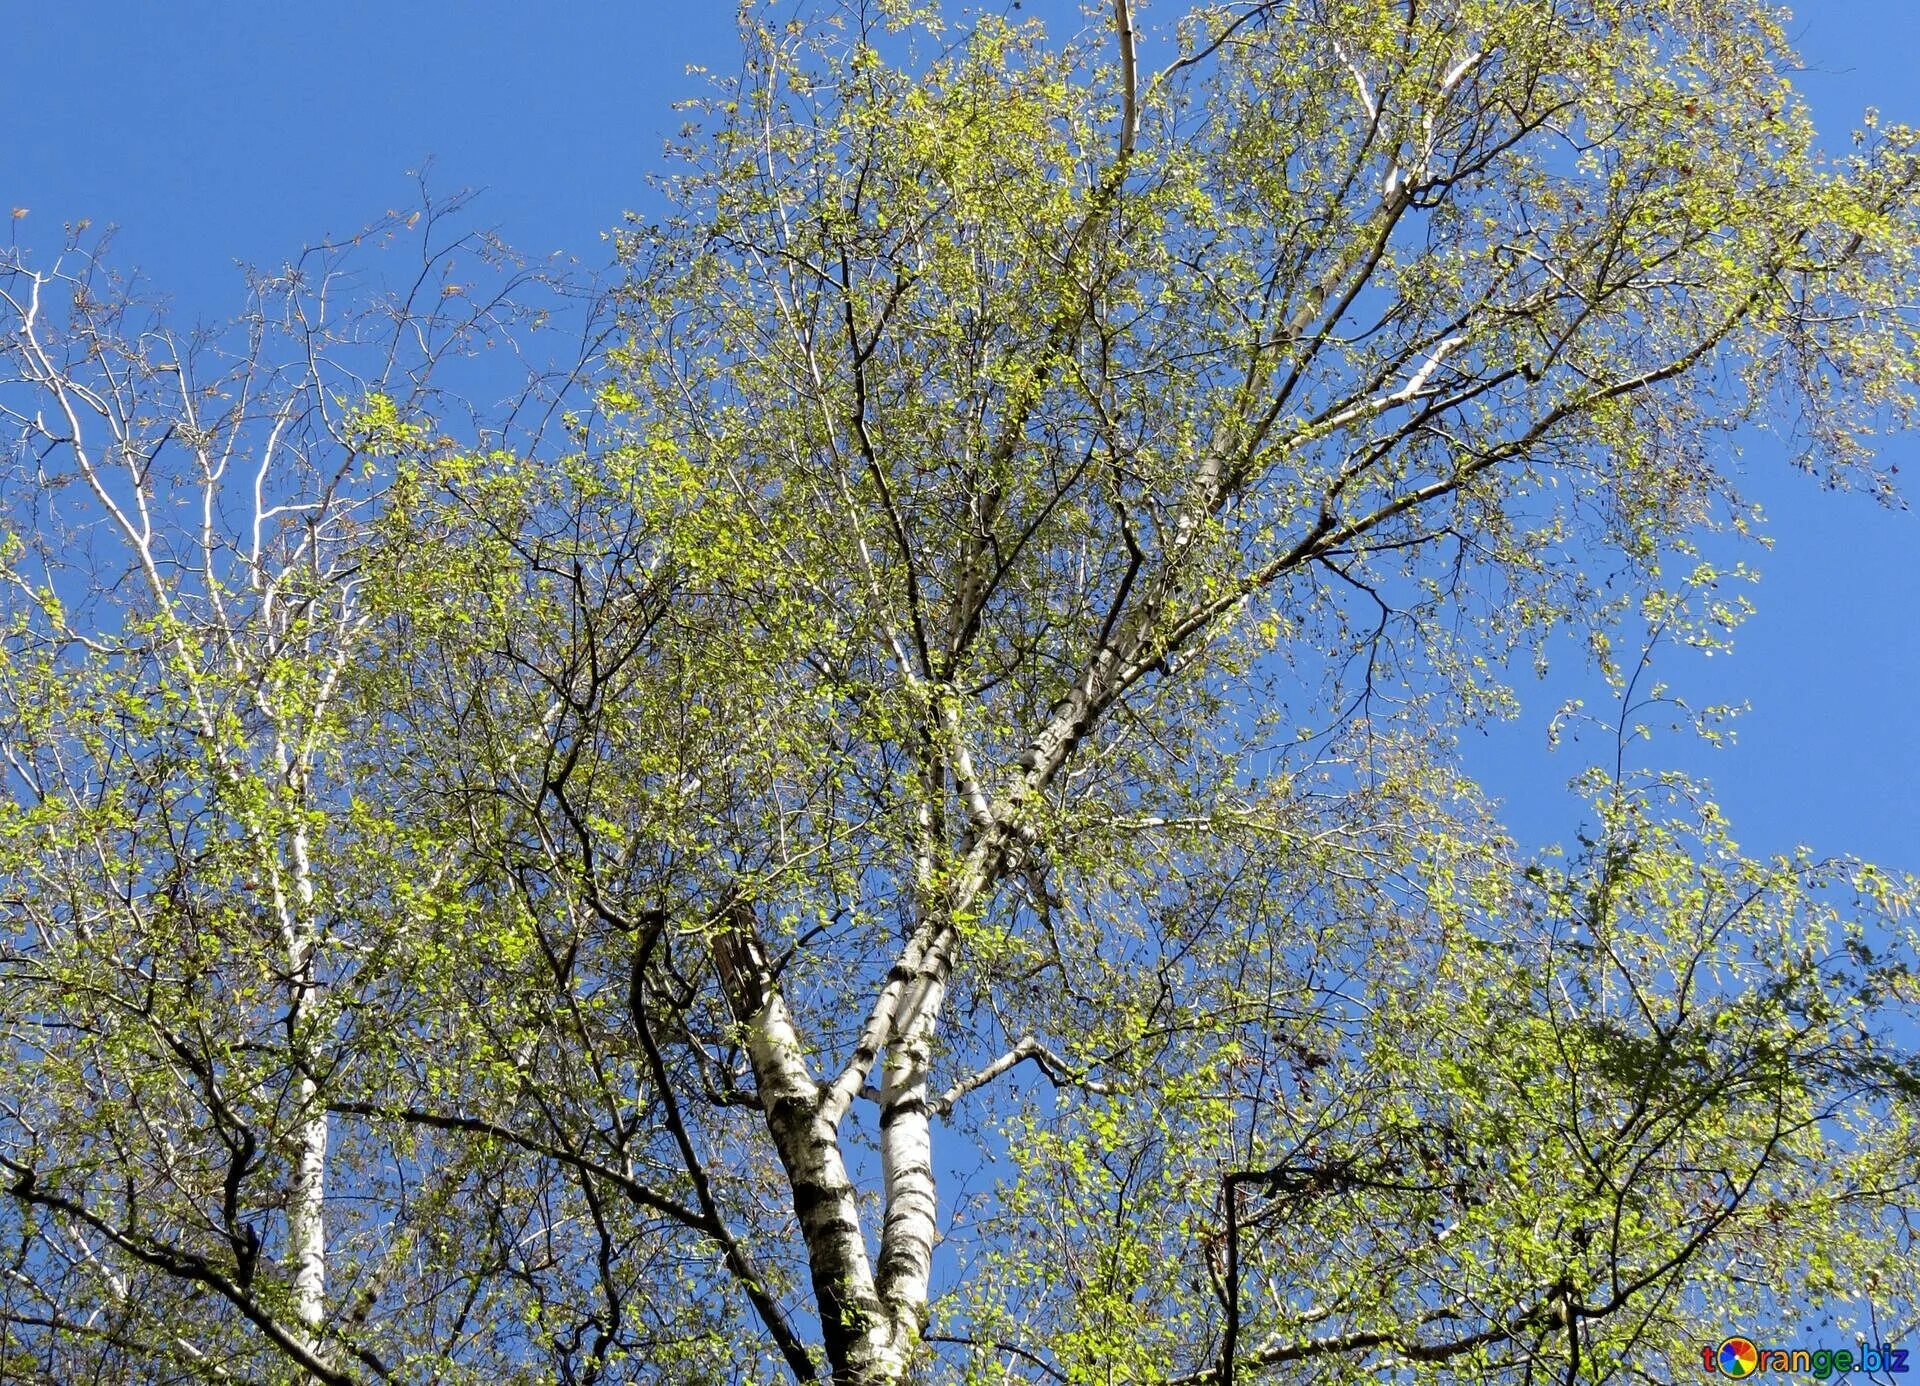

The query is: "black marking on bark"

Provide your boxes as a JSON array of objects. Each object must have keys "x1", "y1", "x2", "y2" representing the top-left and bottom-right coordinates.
[{"x1": 878, "y1": 1096, "x2": 929, "y2": 1128}]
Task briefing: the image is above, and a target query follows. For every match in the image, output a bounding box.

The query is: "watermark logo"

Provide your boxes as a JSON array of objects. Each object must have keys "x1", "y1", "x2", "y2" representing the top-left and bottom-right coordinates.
[
  {"x1": 1700, "y1": 1336, "x2": 1909, "y2": 1378},
  {"x1": 1714, "y1": 1338, "x2": 1762, "y2": 1378}
]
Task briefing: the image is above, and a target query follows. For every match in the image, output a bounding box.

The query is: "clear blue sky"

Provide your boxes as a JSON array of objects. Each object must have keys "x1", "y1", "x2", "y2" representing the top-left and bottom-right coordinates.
[{"x1": 6, "y1": 1, "x2": 1916, "y2": 869}]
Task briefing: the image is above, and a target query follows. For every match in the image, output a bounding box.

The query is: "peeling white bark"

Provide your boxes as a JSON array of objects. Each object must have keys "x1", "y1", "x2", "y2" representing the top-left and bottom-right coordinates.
[
  {"x1": 727, "y1": 909, "x2": 904, "y2": 1382},
  {"x1": 876, "y1": 984, "x2": 941, "y2": 1352},
  {"x1": 284, "y1": 814, "x2": 329, "y2": 1343},
  {"x1": 759, "y1": 996, "x2": 906, "y2": 1379},
  {"x1": 867, "y1": 843, "x2": 1002, "y2": 1371}
]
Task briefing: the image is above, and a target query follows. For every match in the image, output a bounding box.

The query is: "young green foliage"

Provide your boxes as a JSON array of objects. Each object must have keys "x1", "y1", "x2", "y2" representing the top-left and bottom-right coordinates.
[{"x1": 4, "y1": 3, "x2": 1919, "y2": 1385}]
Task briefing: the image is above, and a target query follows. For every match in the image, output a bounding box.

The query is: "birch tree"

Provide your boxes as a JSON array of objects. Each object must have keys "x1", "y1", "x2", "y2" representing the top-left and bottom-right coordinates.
[
  {"x1": 6, "y1": 2, "x2": 1920, "y2": 1384},
  {"x1": 539, "y1": 1, "x2": 1919, "y2": 1379},
  {"x1": 0, "y1": 200, "x2": 585, "y2": 1382}
]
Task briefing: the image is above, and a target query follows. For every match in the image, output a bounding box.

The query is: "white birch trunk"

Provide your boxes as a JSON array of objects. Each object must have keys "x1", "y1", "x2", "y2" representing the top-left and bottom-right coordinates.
[
  {"x1": 282, "y1": 809, "x2": 329, "y2": 1345},
  {"x1": 867, "y1": 843, "x2": 1000, "y2": 1372},
  {"x1": 743, "y1": 980, "x2": 906, "y2": 1382},
  {"x1": 875, "y1": 939, "x2": 948, "y2": 1351}
]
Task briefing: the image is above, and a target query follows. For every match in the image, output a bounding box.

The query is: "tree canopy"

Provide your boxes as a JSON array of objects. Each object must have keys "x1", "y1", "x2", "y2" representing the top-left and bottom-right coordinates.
[{"x1": 3, "y1": 3, "x2": 1919, "y2": 1384}]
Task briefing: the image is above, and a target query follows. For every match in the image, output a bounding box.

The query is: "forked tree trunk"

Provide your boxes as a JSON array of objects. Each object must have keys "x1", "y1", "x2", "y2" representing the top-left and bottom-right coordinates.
[{"x1": 743, "y1": 985, "x2": 908, "y2": 1382}]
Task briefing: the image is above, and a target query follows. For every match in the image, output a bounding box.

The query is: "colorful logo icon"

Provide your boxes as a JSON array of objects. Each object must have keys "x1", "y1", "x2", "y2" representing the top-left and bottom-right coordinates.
[
  {"x1": 1699, "y1": 1336, "x2": 1909, "y2": 1377},
  {"x1": 1718, "y1": 1338, "x2": 1762, "y2": 1379}
]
